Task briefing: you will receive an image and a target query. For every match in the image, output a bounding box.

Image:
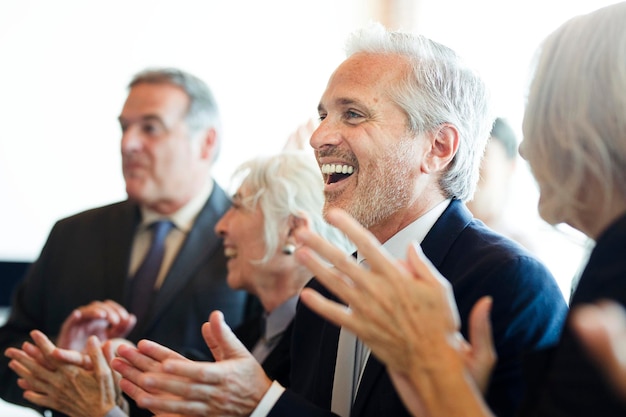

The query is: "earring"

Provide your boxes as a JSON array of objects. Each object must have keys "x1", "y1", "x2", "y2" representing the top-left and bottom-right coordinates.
[{"x1": 282, "y1": 243, "x2": 296, "y2": 255}]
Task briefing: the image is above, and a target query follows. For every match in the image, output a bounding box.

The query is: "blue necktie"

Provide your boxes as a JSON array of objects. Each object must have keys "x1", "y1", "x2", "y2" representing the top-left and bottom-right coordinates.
[{"x1": 129, "y1": 220, "x2": 174, "y2": 323}]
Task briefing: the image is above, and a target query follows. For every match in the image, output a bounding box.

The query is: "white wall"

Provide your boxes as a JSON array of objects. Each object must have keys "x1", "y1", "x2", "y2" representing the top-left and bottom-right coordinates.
[{"x1": 0, "y1": 0, "x2": 618, "y2": 296}]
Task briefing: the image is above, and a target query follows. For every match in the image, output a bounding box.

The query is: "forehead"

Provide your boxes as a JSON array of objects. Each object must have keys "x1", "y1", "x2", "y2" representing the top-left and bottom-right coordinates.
[
  {"x1": 320, "y1": 52, "x2": 409, "y2": 109},
  {"x1": 121, "y1": 82, "x2": 190, "y2": 120}
]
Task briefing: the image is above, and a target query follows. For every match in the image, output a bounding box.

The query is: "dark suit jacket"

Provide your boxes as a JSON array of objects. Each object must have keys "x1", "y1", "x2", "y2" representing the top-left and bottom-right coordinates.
[
  {"x1": 269, "y1": 199, "x2": 568, "y2": 417},
  {"x1": 0, "y1": 182, "x2": 250, "y2": 417},
  {"x1": 235, "y1": 314, "x2": 293, "y2": 387},
  {"x1": 518, "y1": 212, "x2": 626, "y2": 416}
]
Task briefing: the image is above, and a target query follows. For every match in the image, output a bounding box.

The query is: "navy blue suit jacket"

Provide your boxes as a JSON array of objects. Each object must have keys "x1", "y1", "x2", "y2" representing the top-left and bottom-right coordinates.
[
  {"x1": 269, "y1": 199, "x2": 568, "y2": 417},
  {"x1": 0, "y1": 182, "x2": 250, "y2": 416},
  {"x1": 519, "y1": 212, "x2": 626, "y2": 416}
]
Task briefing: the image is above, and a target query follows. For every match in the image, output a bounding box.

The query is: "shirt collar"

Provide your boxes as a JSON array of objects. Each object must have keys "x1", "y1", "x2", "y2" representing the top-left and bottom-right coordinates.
[
  {"x1": 263, "y1": 295, "x2": 298, "y2": 341},
  {"x1": 139, "y1": 180, "x2": 214, "y2": 232},
  {"x1": 357, "y1": 199, "x2": 451, "y2": 264}
]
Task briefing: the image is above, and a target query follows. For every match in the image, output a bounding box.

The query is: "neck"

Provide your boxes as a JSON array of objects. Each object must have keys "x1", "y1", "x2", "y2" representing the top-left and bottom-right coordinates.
[{"x1": 369, "y1": 195, "x2": 447, "y2": 243}]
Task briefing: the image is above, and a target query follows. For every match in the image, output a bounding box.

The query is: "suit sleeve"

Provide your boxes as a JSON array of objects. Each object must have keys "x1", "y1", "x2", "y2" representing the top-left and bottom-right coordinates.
[{"x1": 268, "y1": 389, "x2": 339, "y2": 417}]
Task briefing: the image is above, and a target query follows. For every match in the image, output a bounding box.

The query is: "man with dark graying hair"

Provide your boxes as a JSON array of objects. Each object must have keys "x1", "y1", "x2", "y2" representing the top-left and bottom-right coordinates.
[{"x1": 0, "y1": 67, "x2": 250, "y2": 417}]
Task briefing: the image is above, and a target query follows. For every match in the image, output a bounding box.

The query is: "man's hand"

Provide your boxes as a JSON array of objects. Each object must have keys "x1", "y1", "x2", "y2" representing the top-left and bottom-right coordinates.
[
  {"x1": 57, "y1": 300, "x2": 136, "y2": 351},
  {"x1": 112, "y1": 311, "x2": 273, "y2": 417}
]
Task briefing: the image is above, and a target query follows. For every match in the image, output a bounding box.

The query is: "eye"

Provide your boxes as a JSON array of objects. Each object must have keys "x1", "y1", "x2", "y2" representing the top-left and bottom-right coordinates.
[
  {"x1": 346, "y1": 110, "x2": 363, "y2": 119},
  {"x1": 318, "y1": 112, "x2": 327, "y2": 122},
  {"x1": 141, "y1": 121, "x2": 163, "y2": 136},
  {"x1": 343, "y1": 109, "x2": 365, "y2": 124}
]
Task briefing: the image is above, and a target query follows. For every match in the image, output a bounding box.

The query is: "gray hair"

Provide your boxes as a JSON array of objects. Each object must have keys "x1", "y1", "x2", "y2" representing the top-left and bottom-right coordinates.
[
  {"x1": 232, "y1": 151, "x2": 353, "y2": 263},
  {"x1": 129, "y1": 67, "x2": 222, "y2": 161},
  {"x1": 522, "y1": 2, "x2": 626, "y2": 225},
  {"x1": 345, "y1": 23, "x2": 494, "y2": 201}
]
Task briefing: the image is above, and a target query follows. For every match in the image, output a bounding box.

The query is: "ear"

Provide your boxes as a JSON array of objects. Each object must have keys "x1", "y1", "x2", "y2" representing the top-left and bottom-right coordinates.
[
  {"x1": 421, "y1": 124, "x2": 459, "y2": 174},
  {"x1": 198, "y1": 127, "x2": 218, "y2": 161},
  {"x1": 286, "y1": 213, "x2": 308, "y2": 237}
]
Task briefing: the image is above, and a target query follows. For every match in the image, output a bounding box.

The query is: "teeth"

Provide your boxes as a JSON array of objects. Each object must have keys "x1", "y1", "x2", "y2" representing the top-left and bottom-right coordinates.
[
  {"x1": 224, "y1": 247, "x2": 237, "y2": 259},
  {"x1": 321, "y1": 164, "x2": 354, "y2": 175}
]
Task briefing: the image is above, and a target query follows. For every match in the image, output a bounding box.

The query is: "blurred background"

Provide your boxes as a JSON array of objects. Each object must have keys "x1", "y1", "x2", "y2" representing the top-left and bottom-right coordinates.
[{"x1": 1, "y1": 0, "x2": 619, "y2": 312}]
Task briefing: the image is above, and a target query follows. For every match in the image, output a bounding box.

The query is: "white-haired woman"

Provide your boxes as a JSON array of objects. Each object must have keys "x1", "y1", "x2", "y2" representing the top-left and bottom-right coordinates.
[{"x1": 216, "y1": 150, "x2": 352, "y2": 386}]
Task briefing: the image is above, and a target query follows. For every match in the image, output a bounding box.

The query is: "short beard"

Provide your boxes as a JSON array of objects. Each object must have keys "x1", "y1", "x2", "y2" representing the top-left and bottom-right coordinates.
[{"x1": 324, "y1": 138, "x2": 416, "y2": 229}]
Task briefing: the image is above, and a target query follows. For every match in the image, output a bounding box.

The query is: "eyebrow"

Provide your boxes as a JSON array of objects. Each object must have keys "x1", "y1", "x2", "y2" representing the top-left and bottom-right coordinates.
[
  {"x1": 318, "y1": 97, "x2": 363, "y2": 113},
  {"x1": 118, "y1": 114, "x2": 166, "y2": 126}
]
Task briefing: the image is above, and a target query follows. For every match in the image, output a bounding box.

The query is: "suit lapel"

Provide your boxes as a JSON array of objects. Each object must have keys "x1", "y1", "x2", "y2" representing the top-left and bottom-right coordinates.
[
  {"x1": 107, "y1": 201, "x2": 140, "y2": 304},
  {"x1": 420, "y1": 199, "x2": 472, "y2": 269},
  {"x1": 141, "y1": 183, "x2": 230, "y2": 334}
]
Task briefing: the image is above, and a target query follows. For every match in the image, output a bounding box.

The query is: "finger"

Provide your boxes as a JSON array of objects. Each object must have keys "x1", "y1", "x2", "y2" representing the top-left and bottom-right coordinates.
[
  {"x1": 324, "y1": 208, "x2": 395, "y2": 272},
  {"x1": 467, "y1": 296, "x2": 496, "y2": 393},
  {"x1": 102, "y1": 299, "x2": 132, "y2": 322},
  {"x1": 407, "y1": 242, "x2": 460, "y2": 328},
  {"x1": 137, "y1": 339, "x2": 187, "y2": 363},
  {"x1": 203, "y1": 311, "x2": 250, "y2": 360},
  {"x1": 294, "y1": 210, "x2": 375, "y2": 284},
  {"x1": 8, "y1": 352, "x2": 56, "y2": 392},
  {"x1": 112, "y1": 357, "x2": 150, "y2": 390},
  {"x1": 201, "y1": 321, "x2": 222, "y2": 361},
  {"x1": 119, "y1": 375, "x2": 151, "y2": 402},
  {"x1": 103, "y1": 338, "x2": 134, "y2": 364},
  {"x1": 20, "y1": 341, "x2": 54, "y2": 371},
  {"x1": 86, "y1": 336, "x2": 112, "y2": 379},
  {"x1": 161, "y1": 359, "x2": 223, "y2": 386},
  {"x1": 299, "y1": 287, "x2": 355, "y2": 330},
  {"x1": 102, "y1": 300, "x2": 137, "y2": 337},
  {"x1": 138, "y1": 369, "x2": 217, "y2": 399},
  {"x1": 74, "y1": 301, "x2": 111, "y2": 321},
  {"x1": 52, "y1": 347, "x2": 92, "y2": 368},
  {"x1": 115, "y1": 343, "x2": 163, "y2": 373},
  {"x1": 406, "y1": 242, "x2": 447, "y2": 286},
  {"x1": 295, "y1": 247, "x2": 357, "y2": 306},
  {"x1": 30, "y1": 330, "x2": 61, "y2": 364}
]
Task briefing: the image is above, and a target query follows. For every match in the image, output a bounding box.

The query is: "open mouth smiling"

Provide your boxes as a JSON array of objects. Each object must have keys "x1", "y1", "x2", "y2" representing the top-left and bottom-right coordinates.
[{"x1": 321, "y1": 163, "x2": 355, "y2": 185}]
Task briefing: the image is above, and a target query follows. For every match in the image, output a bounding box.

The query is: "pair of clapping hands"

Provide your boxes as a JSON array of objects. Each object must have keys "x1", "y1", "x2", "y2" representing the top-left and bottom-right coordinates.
[{"x1": 5, "y1": 300, "x2": 136, "y2": 417}]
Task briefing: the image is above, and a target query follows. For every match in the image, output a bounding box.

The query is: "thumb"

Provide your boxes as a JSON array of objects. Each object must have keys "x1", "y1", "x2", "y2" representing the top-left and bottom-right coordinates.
[
  {"x1": 202, "y1": 311, "x2": 250, "y2": 361},
  {"x1": 467, "y1": 296, "x2": 497, "y2": 393}
]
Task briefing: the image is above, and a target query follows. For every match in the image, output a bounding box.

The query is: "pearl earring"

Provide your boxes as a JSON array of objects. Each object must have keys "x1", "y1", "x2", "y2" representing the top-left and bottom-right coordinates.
[{"x1": 282, "y1": 243, "x2": 296, "y2": 255}]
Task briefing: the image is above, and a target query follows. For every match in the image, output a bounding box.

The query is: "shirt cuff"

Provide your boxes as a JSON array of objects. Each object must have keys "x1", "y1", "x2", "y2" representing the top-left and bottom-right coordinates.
[
  {"x1": 105, "y1": 405, "x2": 128, "y2": 417},
  {"x1": 250, "y1": 380, "x2": 286, "y2": 417}
]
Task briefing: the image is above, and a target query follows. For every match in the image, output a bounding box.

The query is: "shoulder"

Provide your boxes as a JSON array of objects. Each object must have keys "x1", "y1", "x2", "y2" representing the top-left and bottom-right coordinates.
[{"x1": 54, "y1": 200, "x2": 136, "y2": 228}]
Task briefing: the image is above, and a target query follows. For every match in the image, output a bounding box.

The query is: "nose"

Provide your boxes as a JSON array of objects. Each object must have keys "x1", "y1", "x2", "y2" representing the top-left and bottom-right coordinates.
[
  {"x1": 309, "y1": 117, "x2": 342, "y2": 151},
  {"x1": 121, "y1": 125, "x2": 143, "y2": 154},
  {"x1": 214, "y1": 209, "x2": 231, "y2": 237},
  {"x1": 518, "y1": 139, "x2": 527, "y2": 160}
]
